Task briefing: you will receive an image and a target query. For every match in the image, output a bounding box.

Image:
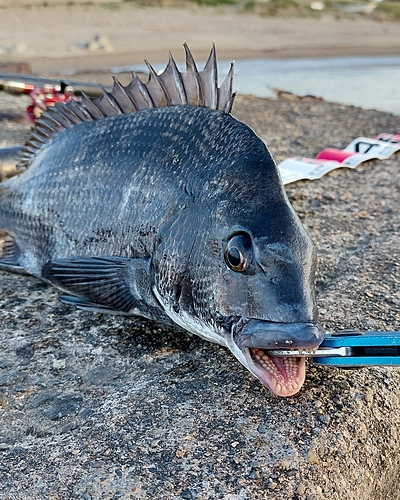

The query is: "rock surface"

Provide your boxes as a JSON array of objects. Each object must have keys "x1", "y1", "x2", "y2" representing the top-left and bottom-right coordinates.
[{"x1": 0, "y1": 80, "x2": 399, "y2": 499}]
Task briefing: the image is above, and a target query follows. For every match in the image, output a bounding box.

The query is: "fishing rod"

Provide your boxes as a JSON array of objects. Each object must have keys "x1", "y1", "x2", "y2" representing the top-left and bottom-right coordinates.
[
  {"x1": 0, "y1": 73, "x2": 110, "y2": 97},
  {"x1": 0, "y1": 73, "x2": 113, "y2": 173},
  {"x1": 0, "y1": 73, "x2": 113, "y2": 123}
]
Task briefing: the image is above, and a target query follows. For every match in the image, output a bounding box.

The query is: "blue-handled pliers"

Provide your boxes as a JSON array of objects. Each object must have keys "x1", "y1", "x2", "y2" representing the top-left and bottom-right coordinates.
[{"x1": 269, "y1": 330, "x2": 400, "y2": 367}]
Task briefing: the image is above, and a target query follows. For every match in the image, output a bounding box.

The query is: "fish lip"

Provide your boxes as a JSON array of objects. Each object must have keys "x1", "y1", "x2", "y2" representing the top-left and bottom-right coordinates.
[
  {"x1": 233, "y1": 318, "x2": 325, "y2": 351},
  {"x1": 226, "y1": 318, "x2": 324, "y2": 397}
]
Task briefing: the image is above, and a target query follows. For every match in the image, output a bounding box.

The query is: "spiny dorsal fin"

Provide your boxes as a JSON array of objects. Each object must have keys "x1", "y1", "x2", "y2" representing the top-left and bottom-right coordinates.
[{"x1": 17, "y1": 43, "x2": 236, "y2": 171}]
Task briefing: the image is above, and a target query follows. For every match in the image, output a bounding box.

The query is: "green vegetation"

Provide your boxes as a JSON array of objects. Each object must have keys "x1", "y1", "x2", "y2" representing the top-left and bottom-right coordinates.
[
  {"x1": 100, "y1": 1, "x2": 121, "y2": 8},
  {"x1": 8, "y1": 0, "x2": 400, "y2": 21},
  {"x1": 194, "y1": 0, "x2": 236, "y2": 6},
  {"x1": 22, "y1": 0, "x2": 95, "y2": 6},
  {"x1": 262, "y1": 0, "x2": 299, "y2": 14},
  {"x1": 243, "y1": 0, "x2": 313, "y2": 16},
  {"x1": 243, "y1": 1, "x2": 255, "y2": 10},
  {"x1": 66, "y1": 1, "x2": 96, "y2": 5},
  {"x1": 125, "y1": 0, "x2": 236, "y2": 5},
  {"x1": 376, "y1": 1, "x2": 400, "y2": 20},
  {"x1": 122, "y1": 0, "x2": 400, "y2": 19}
]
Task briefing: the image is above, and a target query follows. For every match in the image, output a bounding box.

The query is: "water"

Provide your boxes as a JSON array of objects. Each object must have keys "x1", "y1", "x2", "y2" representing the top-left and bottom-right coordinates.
[{"x1": 114, "y1": 55, "x2": 400, "y2": 115}]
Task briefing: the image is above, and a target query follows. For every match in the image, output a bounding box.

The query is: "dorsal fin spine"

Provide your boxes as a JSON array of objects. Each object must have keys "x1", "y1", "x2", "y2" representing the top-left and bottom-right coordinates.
[
  {"x1": 126, "y1": 72, "x2": 154, "y2": 110},
  {"x1": 55, "y1": 104, "x2": 82, "y2": 124},
  {"x1": 67, "y1": 99, "x2": 92, "y2": 121},
  {"x1": 38, "y1": 118, "x2": 60, "y2": 135},
  {"x1": 218, "y1": 62, "x2": 235, "y2": 113},
  {"x1": 35, "y1": 128, "x2": 52, "y2": 141},
  {"x1": 40, "y1": 113, "x2": 65, "y2": 131},
  {"x1": 183, "y1": 42, "x2": 203, "y2": 106},
  {"x1": 30, "y1": 132, "x2": 47, "y2": 144},
  {"x1": 145, "y1": 60, "x2": 172, "y2": 107},
  {"x1": 111, "y1": 77, "x2": 137, "y2": 112},
  {"x1": 17, "y1": 43, "x2": 236, "y2": 171},
  {"x1": 160, "y1": 53, "x2": 187, "y2": 105},
  {"x1": 80, "y1": 94, "x2": 105, "y2": 119},
  {"x1": 200, "y1": 43, "x2": 218, "y2": 109},
  {"x1": 101, "y1": 85, "x2": 121, "y2": 111}
]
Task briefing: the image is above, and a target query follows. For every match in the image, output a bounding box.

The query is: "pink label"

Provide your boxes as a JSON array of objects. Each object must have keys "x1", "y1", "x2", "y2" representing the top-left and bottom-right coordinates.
[
  {"x1": 375, "y1": 133, "x2": 400, "y2": 144},
  {"x1": 316, "y1": 148, "x2": 355, "y2": 163}
]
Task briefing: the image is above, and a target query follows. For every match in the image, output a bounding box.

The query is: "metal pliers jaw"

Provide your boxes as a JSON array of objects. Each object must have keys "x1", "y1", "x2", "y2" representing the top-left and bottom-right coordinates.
[{"x1": 269, "y1": 330, "x2": 400, "y2": 367}]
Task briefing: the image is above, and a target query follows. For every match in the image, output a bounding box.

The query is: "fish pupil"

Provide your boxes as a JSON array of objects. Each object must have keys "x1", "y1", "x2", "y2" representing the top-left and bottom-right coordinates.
[
  {"x1": 228, "y1": 247, "x2": 241, "y2": 268},
  {"x1": 225, "y1": 233, "x2": 253, "y2": 272}
]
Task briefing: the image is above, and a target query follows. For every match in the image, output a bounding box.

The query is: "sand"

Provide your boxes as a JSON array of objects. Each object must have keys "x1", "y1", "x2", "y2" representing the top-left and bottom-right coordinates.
[{"x1": 0, "y1": 3, "x2": 399, "y2": 73}]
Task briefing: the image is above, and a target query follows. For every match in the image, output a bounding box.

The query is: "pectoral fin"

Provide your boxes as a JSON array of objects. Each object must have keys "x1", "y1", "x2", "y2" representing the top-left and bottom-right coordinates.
[
  {"x1": 42, "y1": 256, "x2": 150, "y2": 314},
  {"x1": 58, "y1": 294, "x2": 133, "y2": 315}
]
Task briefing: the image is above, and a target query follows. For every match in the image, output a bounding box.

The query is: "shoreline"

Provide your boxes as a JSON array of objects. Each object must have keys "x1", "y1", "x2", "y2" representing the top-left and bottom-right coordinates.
[
  {"x1": 21, "y1": 45, "x2": 400, "y2": 75},
  {"x1": 0, "y1": 5, "x2": 399, "y2": 74}
]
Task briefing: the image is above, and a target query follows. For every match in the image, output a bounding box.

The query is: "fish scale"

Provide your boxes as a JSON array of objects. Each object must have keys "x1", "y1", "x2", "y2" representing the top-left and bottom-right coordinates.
[{"x1": 0, "y1": 44, "x2": 325, "y2": 397}]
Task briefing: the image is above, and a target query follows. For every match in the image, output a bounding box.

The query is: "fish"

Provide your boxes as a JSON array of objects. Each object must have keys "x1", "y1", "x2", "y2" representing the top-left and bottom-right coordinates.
[{"x1": 0, "y1": 44, "x2": 325, "y2": 397}]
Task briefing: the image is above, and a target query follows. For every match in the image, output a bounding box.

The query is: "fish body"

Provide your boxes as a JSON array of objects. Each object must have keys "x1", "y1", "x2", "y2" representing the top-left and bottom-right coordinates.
[{"x1": 0, "y1": 45, "x2": 324, "y2": 396}]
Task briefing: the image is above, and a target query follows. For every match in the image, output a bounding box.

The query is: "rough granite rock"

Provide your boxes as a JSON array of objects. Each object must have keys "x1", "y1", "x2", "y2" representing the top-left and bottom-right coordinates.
[{"x1": 0, "y1": 79, "x2": 399, "y2": 499}]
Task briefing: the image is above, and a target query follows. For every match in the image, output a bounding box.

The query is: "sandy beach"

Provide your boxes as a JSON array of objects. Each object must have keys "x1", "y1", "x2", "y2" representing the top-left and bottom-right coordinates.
[{"x1": 0, "y1": 3, "x2": 399, "y2": 73}]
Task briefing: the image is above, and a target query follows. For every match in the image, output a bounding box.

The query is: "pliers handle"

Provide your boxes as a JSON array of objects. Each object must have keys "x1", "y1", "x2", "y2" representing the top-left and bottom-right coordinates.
[{"x1": 269, "y1": 330, "x2": 400, "y2": 367}]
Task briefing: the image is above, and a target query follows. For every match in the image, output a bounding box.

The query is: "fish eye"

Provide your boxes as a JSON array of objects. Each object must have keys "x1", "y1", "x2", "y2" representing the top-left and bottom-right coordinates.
[{"x1": 224, "y1": 232, "x2": 253, "y2": 272}]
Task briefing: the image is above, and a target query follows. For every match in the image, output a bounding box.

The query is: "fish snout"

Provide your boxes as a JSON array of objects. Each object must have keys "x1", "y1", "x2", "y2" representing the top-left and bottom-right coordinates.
[{"x1": 234, "y1": 320, "x2": 325, "y2": 350}]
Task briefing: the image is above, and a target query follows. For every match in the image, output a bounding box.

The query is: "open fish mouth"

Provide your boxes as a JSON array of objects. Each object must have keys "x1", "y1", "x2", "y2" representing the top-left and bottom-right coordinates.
[
  {"x1": 229, "y1": 319, "x2": 325, "y2": 397},
  {"x1": 245, "y1": 347, "x2": 306, "y2": 397}
]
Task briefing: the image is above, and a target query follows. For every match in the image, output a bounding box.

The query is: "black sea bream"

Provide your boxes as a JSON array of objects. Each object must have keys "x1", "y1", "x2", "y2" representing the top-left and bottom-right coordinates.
[{"x1": 0, "y1": 44, "x2": 325, "y2": 396}]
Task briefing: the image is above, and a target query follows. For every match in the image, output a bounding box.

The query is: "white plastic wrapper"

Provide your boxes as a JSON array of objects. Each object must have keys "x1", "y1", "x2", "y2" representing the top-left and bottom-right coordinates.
[
  {"x1": 278, "y1": 133, "x2": 400, "y2": 185},
  {"x1": 278, "y1": 157, "x2": 343, "y2": 185}
]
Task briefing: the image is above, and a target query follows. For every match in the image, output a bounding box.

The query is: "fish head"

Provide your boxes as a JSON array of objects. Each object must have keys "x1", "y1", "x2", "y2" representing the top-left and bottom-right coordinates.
[
  {"x1": 216, "y1": 200, "x2": 324, "y2": 397},
  {"x1": 154, "y1": 132, "x2": 324, "y2": 397},
  {"x1": 213, "y1": 151, "x2": 325, "y2": 396}
]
